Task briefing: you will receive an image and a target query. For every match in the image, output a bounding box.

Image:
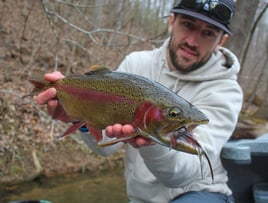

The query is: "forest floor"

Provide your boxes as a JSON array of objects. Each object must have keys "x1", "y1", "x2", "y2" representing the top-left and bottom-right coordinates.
[{"x1": 0, "y1": 0, "x2": 125, "y2": 193}]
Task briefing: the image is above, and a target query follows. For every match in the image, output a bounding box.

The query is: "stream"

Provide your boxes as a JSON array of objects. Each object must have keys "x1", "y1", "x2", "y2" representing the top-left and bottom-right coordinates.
[{"x1": 2, "y1": 172, "x2": 129, "y2": 203}]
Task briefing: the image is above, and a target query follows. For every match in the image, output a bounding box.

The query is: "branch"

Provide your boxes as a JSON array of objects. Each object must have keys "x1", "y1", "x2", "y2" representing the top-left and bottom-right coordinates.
[
  {"x1": 240, "y1": 3, "x2": 268, "y2": 70},
  {"x1": 244, "y1": 56, "x2": 268, "y2": 113},
  {"x1": 61, "y1": 38, "x2": 91, "y2": 55},
  {"x1": 41, "y1": 1, "x2": 163, "y2": 46},
  {"x1": 0, "y1": 89, "x2": 51, "y2": 120},
  {"x1": 41, "y1": 0, "x2": 59, "y2": 38},
  {"x1": 54, "y1": 0, "x2": 124, "y2": 8},
  {"x1": 41, "y1": 0, "x2": 61, "y2": 70}
]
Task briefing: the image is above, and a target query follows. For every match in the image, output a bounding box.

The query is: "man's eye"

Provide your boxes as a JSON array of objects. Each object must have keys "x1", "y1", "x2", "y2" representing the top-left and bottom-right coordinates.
[
  {"x1": 202, "y1": 30, "x2": 216, "y2": 38},
  {"x1": 182, "y1": 21, "x2": 194, "y2": 29}
]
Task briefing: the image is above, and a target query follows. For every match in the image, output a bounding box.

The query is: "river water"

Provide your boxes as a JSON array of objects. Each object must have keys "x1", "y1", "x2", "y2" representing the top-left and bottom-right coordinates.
[{"x1": 2, "y1": 172, "x2": 129, "y2": 203}]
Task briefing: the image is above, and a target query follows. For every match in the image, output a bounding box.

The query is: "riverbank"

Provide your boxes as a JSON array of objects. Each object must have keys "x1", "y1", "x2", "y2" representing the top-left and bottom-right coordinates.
[
  {"x1": 2, "y1": 169, "x2": 128, "y2": 203},
  {"x1": 0, "y1": 133, "x2": 125, "y2": 198}
]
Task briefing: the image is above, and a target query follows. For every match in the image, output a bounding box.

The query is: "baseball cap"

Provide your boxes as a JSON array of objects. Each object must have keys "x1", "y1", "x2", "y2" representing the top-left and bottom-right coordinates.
[{"x1": 171, "y1": 0, "x2": 236, "y2": 34}]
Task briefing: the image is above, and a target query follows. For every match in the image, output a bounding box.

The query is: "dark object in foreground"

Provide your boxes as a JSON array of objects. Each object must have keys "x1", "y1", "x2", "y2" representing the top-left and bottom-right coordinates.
[{"x1": 9, "y1": 200, "x2": 52, "y2": 203}]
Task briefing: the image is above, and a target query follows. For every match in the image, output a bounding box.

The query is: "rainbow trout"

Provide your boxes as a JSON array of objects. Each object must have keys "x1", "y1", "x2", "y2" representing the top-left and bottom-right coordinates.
[{"x1": 25, "y1": 65, "x2": 213, "y2": 181}]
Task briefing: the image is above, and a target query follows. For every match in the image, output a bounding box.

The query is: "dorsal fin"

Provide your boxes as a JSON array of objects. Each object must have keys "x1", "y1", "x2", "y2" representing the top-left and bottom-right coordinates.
[{"x1": 84, "y1": 65, "x2": 111, "y2": 76}]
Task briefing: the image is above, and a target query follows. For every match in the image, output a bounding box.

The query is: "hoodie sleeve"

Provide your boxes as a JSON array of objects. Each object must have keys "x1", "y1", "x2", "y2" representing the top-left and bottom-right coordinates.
[{"x1": 80, "y1": 131, "x2": 124, "y2": 157}]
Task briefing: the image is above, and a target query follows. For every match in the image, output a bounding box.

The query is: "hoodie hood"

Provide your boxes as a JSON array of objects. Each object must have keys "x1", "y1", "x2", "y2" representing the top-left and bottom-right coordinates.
[{"x1": 162, "y1": 38, "x2": 240, "y2": 82}]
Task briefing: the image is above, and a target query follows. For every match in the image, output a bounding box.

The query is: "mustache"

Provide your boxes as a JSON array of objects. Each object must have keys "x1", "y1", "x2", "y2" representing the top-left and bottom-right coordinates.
[{"x1": 178, "y1": 42, "x2": 199, "y2": 55}]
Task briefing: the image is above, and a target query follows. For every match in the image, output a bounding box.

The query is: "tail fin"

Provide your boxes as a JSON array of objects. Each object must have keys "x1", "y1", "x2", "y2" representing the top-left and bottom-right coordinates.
[{"x1": 22, "y1": 71, "x2": 50, "y2": 98}]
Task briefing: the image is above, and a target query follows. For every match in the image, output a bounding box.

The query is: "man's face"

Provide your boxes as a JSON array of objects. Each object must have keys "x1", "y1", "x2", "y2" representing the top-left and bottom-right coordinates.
[{"x1": 168, "y1": 14, "x2": 227, "y2": 72}]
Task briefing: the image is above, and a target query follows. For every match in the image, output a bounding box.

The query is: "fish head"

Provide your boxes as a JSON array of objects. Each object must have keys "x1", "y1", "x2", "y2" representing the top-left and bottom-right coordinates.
[
  {"x1": 134, "y1": 101, "x2": 208, "y2": 136},
  {"x1": 134, "y1": 101, "x2": 210, "y2": 157},
  {"x1": 163, "y1": 104, "x2": 209, "y2": 133}
]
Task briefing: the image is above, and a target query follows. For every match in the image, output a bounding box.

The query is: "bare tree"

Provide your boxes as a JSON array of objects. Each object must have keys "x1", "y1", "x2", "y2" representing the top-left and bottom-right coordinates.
[{"x1": 225, "y1": 0, "x2": 260, "y2": 61}]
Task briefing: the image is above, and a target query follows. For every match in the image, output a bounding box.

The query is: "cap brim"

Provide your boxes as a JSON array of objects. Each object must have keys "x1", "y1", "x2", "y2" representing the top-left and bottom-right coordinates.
[{"x1": 171, "y1": 8, "x2": 232, "y2": 35}]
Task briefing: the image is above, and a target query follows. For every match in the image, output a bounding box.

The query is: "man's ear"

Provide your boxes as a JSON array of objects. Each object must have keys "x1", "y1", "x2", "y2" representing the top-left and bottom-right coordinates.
[
  {"x1": 218, "y1": 34, "x2": 229, "y2": 46},
  {"x1": 168, "y1": 13, "x2": 175, "y2": 33}
]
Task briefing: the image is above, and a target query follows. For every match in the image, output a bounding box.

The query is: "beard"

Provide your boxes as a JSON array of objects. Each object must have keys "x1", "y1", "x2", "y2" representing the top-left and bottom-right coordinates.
[{"x1": 168, "y1": 33, "x2": 209, "y2": 73}]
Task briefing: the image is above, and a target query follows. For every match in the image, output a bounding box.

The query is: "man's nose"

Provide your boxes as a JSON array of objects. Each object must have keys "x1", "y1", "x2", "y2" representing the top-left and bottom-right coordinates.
[{"x1": 185, "y1": 31, "x2": 199, "y2": 47}]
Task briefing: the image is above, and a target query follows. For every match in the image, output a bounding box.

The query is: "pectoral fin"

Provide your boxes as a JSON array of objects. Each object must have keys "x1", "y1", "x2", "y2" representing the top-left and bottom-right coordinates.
[{"x1": 97, "y1": 134, "x2": 137, "y2": 147}]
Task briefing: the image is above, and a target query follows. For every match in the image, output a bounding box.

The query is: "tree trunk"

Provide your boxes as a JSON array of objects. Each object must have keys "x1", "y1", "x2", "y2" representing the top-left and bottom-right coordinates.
[{"x1": 225, "y1": 0, "x2": 260, "y2": 62}]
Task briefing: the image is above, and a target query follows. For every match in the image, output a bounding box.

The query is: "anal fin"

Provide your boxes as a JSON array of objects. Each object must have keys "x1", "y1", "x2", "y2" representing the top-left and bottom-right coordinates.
[
  {"x1": 58, "y1": 121, "x2": 85, "y2": 140},
  {"x1": 86, "y1": 125, "x2": 103, "y2": 142}
]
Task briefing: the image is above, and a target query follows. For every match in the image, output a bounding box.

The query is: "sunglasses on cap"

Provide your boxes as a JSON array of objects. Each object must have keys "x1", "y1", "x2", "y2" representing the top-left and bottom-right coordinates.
[{"x1": 176, "y1": 0, "x2": 233, "y2": 24}]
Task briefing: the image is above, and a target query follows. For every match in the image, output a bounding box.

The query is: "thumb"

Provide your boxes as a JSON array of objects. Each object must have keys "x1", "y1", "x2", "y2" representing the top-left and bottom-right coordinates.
[{"x1": 44, "y1": 71, "x2": 65, "y2": 82}]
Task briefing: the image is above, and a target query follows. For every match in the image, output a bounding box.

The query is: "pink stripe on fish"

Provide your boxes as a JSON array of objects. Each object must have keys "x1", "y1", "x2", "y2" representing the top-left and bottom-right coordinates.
[{"x1": 59, "y1": 84, "x2": 135, "y2": 104}]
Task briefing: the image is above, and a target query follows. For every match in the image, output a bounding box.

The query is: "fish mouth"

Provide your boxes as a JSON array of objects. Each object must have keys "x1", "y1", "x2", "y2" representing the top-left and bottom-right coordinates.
[
  {"x1": 160, "y1": 124, "x2": 203, "y2": 154},
  {"x1": 182, "y1": 121, "x2": 205, "y2": 133},
  {"x1": 175, "y1": 126, "x2": 191, "y2": 136},
  {"x1": 173, "y1": 126, "x2": 196, "y2": 144},
  {"x1": 170, "y1": 125, "x2": 214, "y2": 182},
  {"x1": 183, "y1": 117, "x2": 209, "y2": 133},
  {"x1": 174, "y1": 117, "x2": 209, "y2": 136}
]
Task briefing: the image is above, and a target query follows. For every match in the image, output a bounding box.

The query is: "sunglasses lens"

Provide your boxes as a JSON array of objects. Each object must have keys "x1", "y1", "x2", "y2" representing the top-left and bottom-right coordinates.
[
  {"x1": 180, "y1": 0, "x2": 205, "y2": 10},
  {"x1": 212, "y1": 4, "x2": 232, "y2": 22},
  {"x1": 177, "y1": 0, "x2": 233, "y2": 24}
]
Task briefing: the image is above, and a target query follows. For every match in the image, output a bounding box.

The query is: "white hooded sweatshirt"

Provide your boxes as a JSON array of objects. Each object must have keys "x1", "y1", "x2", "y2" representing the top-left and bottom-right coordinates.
[{"x1": 81, "y1": 39, "x2": 243, "y2": 203}]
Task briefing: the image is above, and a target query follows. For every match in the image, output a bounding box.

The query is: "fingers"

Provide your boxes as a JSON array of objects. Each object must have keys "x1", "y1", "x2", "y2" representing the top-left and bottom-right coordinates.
[
  {"x1": 35, "y1": 71, "x2": 64, "y2": 105},
  {"x1": 105, "y1": 125, "x2": 114, "y2": 137},
  {"x1": 105, "y1": 124, "x2": 135, "y2": 138},
  {"x1": 34, "y1": 71, "x2": 73, "y2": 122},
  {"x1": 128, "y1": 137, "x2": 155, "y2": 148},
  {"x1": 105, "y1": 124, "x2": 154, "y2": 148},
  {"x1": 44, "y1": 71, "x2": 65, "y2": 82},
  {"x1": 111, "y1": 124, "x2": 124, "y2": 137},
  {"x1": 34, "y1": 71, "x2": 64, "y2": 117},
  {"x1": 35, "y1": 88, "x2": 57, "y2": 105},
  {"x1": 133, "y1": 137, "x2": 155, "y2": 147},
  {"x1": 47, "y1": 99, "x2": 58, "y2": 116}
]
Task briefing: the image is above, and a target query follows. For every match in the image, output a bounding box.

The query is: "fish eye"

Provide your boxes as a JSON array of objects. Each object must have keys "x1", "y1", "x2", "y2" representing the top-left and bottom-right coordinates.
[{"x1": 168, "y1": 107, "x2": 183, "y2": 119}]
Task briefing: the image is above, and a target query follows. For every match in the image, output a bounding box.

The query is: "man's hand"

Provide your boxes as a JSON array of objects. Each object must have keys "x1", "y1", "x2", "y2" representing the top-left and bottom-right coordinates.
[
  {"x1": 105, "y1": 124, "x2": 155, "y2": 148},
  {"x1": 35, "y1": 71, "x2": 73, "y2": 123}
]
